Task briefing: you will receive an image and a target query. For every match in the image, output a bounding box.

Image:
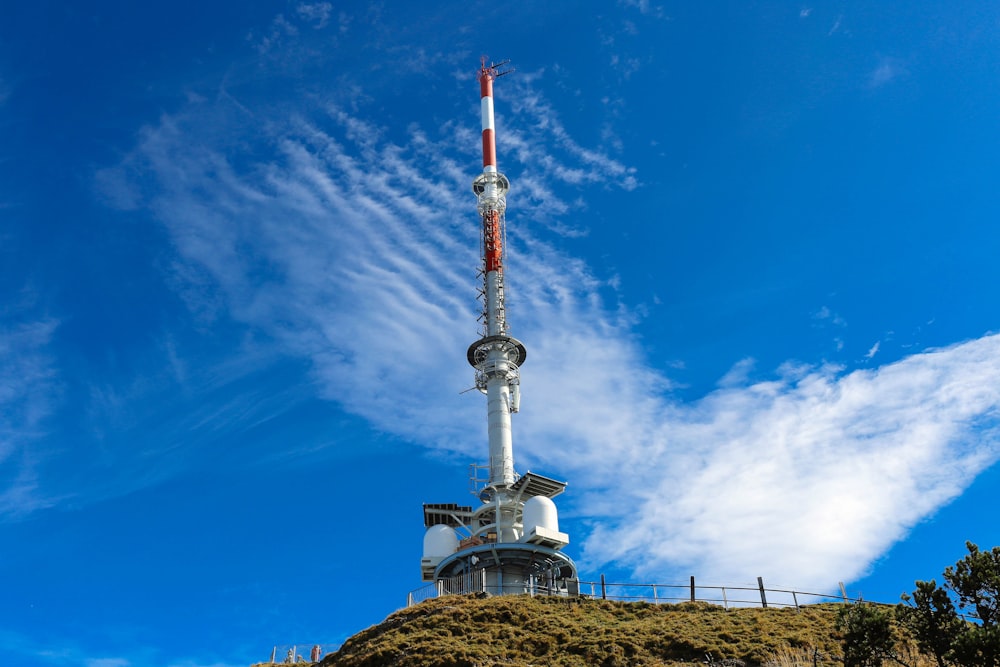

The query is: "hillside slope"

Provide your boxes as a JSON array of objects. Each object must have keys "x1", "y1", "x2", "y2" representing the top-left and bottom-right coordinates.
[{"x1": 320, "y1": 594, "x2": 859, "y2": 667}]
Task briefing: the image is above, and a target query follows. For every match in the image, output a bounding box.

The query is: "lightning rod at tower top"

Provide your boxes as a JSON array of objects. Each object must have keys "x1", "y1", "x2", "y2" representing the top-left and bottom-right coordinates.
[{"x1": 419, "y1": 58, "x2": 579, "y2": 596}]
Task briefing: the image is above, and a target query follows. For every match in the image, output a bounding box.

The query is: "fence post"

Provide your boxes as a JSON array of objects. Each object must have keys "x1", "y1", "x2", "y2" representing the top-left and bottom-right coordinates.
[
  {"x1": 436, "y1": 580, "x2": 444, "y2": 597},
  {"x1": 407, "y1": 591, "x2": 414, "y2": 607},
  {"x1": 601, "y1": 574, "x2": 607, "y2": 600},
  {"x1": 722, "y1": 587, "x2": 728, "y2": 610},
  {"x1": 839, "y1": 581, "x2": 849, "y2": 603},
  {"x1": 758, "y1": 577, "x2": 768, "y2": 608},
  {"x1": 652, "y1": 584, "x2": 658, "y2": 603},
  {"x1": 792, "y1": 591, "x2": 799, "y2": 612},
  {"x1": 690, "y1": 576, "x2": 696, "y2": 603}
]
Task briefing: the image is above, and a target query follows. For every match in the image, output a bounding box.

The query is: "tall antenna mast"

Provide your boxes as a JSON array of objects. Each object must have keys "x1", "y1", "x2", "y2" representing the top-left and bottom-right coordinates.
[
  {"x1": 469, "y1": 56, "x2": 522, "y2": 489},
  {"x1": 419, "y1": 59, "x2": 578, "y2": 596}
]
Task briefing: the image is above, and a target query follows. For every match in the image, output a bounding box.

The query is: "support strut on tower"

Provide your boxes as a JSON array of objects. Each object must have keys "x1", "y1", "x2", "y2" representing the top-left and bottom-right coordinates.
[{"x1": 419, "y1": 58, "x2": 578, "y2": 597}]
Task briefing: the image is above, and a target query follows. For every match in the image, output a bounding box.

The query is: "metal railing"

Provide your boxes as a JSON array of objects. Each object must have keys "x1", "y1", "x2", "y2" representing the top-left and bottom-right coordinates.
[
  {"x1": 577, "y1": 576, "x2": 858, "y2": 609},
  {"x1": 407, "y1": 573, "x2": 864, "y2": 609}
]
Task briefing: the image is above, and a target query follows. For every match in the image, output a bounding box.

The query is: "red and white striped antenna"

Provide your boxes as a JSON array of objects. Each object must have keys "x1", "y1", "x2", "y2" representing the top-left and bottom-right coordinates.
[{"x1": 478, "y1": 57, "x2": 514, "y2": 176}]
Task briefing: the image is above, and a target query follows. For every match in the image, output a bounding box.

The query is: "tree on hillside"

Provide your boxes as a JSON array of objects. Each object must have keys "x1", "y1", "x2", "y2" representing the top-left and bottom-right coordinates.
[
  {"x1": 946, "y1": 542, "x2": 1000, "y2": 627},
  {"x1": 898, "y1": 542, "x2": 1000, "y2": 667},
  {"x1": 897, "y1": 580, "x2": 964, "y2": 667},
  {"x1": 835, "y1": 603, "x2": 905, "y2": 667}
]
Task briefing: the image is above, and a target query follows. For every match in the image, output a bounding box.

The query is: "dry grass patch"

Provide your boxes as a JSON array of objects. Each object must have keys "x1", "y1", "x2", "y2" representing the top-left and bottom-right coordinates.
[{"x1": 321, "y1": 595, "x2": 858, "y2": 667}]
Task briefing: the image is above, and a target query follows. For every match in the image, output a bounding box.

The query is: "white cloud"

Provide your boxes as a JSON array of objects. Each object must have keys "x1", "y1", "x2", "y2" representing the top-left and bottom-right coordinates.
[
  {"x1": 869, "y1": 56, "x2": 906, "y2": 88},
  {"x1": 247, "y1": 14, "x2": 299, "y2": 54},
  {"x1": 505, "y1": 80, "x2": 639, "y2": 193},
  {"x1": 866, "y1": 340, "x2": 880, "y2": 359},
  {"x1": 620, "y1": 0, "x2": 668, "y2": 20},
  {"x1": 813, "y1": 305, "x2": 846, "y2": 327},
  {"x1": 297, "y1": 2, "x2": 332, "y2": 29},
  {"x1": 0, "y1": 318, "x2": 61, "y2": 518},
  {"x1": 3, "y1": 626, "x2": 243, "y2": 667},
  {"x1": 579, "y1": 335, "x2": 1000, "y2": 589},
  {"x1": 86, "y1": 659, "x2": 131, "y2": 667},
  {"x1": 717, "y1": 357, "x2": 756, "y2": 387},
  {"x1": 101, "y1": 79, "x2": 1000, "y2": 595},
  {"x1": 829, "y1": 15, "x2": 843, "y2": 36}
]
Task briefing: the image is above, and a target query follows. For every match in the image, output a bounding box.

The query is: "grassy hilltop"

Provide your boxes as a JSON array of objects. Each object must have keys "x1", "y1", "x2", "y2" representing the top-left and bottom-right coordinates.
[{"x1": 315, "y1": 594, "x2": 924, "y2": 667}]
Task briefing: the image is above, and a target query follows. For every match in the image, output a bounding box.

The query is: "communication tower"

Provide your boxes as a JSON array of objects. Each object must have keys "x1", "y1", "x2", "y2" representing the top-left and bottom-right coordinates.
[{"x1": 420, "y1": 59, "x2": 578, "y2": 596}]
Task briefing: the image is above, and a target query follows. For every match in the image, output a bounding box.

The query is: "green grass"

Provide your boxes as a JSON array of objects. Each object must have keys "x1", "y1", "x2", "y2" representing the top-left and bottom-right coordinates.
[{"x1": 319, "y1": 595, "x2": 878, "y2": 667}]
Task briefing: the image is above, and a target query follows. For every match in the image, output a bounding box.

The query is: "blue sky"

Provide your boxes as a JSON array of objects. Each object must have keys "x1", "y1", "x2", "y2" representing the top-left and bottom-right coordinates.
[{"x1": 3, "y1": 1, "x2": 1000, "y2": 665}]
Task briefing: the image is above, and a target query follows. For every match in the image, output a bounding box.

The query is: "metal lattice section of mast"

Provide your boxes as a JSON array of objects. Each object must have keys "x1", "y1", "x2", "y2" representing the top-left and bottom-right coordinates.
[{"x1": 473, "y1": 172, "x2": 510, "y2": 337}]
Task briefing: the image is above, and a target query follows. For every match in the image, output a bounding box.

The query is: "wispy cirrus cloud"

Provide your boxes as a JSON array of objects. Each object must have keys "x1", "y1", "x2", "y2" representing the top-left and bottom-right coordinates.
[
  {"x1": 829, "y1": 14, "x2": 844, "y2": 36},
  {"x1": 0, "y1": 317, "x2": 61, "y2": 518},
  {"x1": 247, "y1": 14, "x2": 298, "y2": 54},
  {"x1": 86, "y1": 659, "x2": 131, "y2": 667},
  {"x1": 0, "y1": 625, "x2": 245, "y2": 667},
  {"x1": 296, "y1": 2, "x2": 333, "y2": 29},
  {"x1": 813, "y1": 305, "x2": 846, "y2": 327},
  {"x1": 508, "y1": 79, "x2": 639, "y2": 192},
  {"x1": 869, "y1": 56, "x2": 906, "y2": 88},
  {"x1": 620, "y1": 0, "x2": 668, "y2": 20},
  {"x1": 97, "y1": 73, "x2": 1000, "y2": 593}
]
